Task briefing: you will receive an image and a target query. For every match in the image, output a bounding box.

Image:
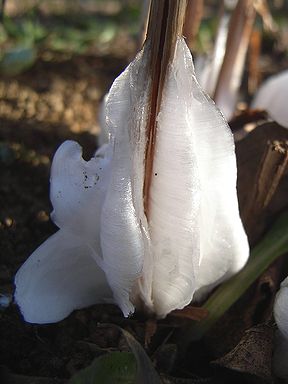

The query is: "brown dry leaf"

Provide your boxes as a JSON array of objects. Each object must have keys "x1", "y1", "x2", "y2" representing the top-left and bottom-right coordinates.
[
  {"x1": 212, "y1": 323, "x2": 275, "y2": 383},
  {"x1": 246, "y1": 256, "x2": 286, "y2": 326},
  {"x1": 169, "y1": 306, "x2": 209, "y2": 322}
]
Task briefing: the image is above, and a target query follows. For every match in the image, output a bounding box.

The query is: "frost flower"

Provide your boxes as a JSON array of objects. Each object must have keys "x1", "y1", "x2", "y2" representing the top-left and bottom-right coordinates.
[{"x1": 15, "y1": 38, "x2": 249, "y2": 324}]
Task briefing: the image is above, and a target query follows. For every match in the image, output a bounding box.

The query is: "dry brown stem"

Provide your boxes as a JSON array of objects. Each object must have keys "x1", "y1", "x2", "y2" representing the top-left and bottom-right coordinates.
[
  {"x1": 243, "y1": 140, "x2": 288, "y2": 236},
  {"x1": 143, "y1": 0, "x2": 187, "y2": 217},
  {"x1": 182, "y1": 0, "x2": 203, "y2": 50},
  {"x1": 248, "y1": 28, "x2": 262, "y2": 94},
  {"x1": 213, "y1": 0, "x2": 256, "y2": 118},
  {"x1": 136, "y1": 0, "x2": 151, "y2": 50}
]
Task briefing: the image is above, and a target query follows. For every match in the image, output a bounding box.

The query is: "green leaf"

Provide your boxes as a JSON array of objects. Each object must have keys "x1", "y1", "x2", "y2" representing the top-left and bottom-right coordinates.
[
  {"x1": 70, "y1": 327, "x2": 163, "y2": 384},
  {"x1": 0, "y1": 46, "x2": 37, "y2": 75},
  {"x1": 119, "y1": 328, "x2": 163, "y2": 384},
  {"x1": 182, "y1": 211, "x2": 288, "y2": 342},
  {"x1": 69, "y1": 352, "x2": 137, "y2": 384}
]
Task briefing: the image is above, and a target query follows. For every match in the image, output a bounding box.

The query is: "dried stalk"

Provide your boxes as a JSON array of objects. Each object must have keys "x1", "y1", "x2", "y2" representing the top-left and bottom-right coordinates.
[
  {"x1": 143, "y1": 0, "x2": 187, "y2": 217},
  {"x1": 248, "y1": 28, "x2": 261, "y2": 94},
  {"x1": 182, "y1": 0, "x2": 203, "y2": 50},
  {"x1": 253, "y1": 0, "x2": 278, "y2": 33},
  {"x1": 136, "y1": 0, "x2": 151, "y2": 50},
  {"x1": 243, "y1": 140, "x2": 288, "y2": 235},
  {"x1": 213, "y1": 0, "x2": 256, "y2": 120}
]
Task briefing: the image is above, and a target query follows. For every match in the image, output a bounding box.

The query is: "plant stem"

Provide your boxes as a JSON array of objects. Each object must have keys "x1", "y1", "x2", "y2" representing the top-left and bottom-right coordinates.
[
  {"x1": 243, "y1": 140, "x2": 288, "y2": 237},
  {"x1": 143, "y1": 0, "x2": 187, "y2": 218},
  {"x1": 213, "y1": 0, "x2": 255, "y2": 120},
  {"x1": 183, "y1": 0, "x2": 203, "y2": 50}
]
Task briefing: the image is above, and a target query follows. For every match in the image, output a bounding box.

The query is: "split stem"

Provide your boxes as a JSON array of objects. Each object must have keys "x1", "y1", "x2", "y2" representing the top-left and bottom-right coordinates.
[{"x1": 143, "y1": 0, "x2": 187, "y2": 217}]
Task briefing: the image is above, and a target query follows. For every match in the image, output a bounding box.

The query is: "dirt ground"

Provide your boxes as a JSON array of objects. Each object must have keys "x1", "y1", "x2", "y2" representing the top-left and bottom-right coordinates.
[
  {"x1": 1, "y1": 3, "x2": 288, "y2": 383},
  {"x1": 1, "y1": 54, "x2": 287, "y2": 383},
  {"x1": 0, "y1": 50, "x2": 133, "y2": 380}
]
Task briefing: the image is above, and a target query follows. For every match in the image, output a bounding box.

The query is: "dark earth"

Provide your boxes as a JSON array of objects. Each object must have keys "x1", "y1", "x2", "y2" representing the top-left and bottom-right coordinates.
[{"x1": 1, "y1": 2, "x2": 288, "y2": 383}]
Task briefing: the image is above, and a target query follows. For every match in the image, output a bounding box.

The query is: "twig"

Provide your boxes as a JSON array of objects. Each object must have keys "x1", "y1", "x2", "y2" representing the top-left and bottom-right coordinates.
[
  {"x1": 136, "y1": 0, "x2": 151, "y2": 50},
  {"x1": 143, "y1": 0, "x2": 187, "y2": 217},
  {"x1": 243, "y1": 140, "x2": 288, "y2": 236}
]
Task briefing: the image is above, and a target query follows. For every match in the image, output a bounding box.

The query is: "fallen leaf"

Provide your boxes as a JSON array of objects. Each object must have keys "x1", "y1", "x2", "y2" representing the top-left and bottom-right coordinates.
[{"x1": 212, "y1": 323, "x2": 275, "y2": 383}]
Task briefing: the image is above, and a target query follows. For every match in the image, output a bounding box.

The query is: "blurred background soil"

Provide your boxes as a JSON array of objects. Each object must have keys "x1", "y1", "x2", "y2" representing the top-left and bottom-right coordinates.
[
  {"x1": 0, "y1": 0, "x2": 288, "y2": 382},
  {"x1": 0, "y1": 1, "x2": 140, "y2": 379}
]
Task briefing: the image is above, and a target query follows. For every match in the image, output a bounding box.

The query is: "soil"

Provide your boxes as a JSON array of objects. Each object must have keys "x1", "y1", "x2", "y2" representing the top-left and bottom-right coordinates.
[
  {"x1": 1, "y1": 15, "x2": 288, "y2": 384},
  {"x1": 0, "y1": 52, "x2": 131, "y2": 381}
]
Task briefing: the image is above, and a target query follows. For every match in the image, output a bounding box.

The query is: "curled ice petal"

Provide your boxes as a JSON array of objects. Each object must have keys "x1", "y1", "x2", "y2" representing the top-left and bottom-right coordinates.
[
  {"x1": 100, "y1": 50, "x2": 149, "y2": 316},
  {"x1": 15, "y1": 231, "x2": 113, "y2": 324},
  {"x1": 148, "y1": 43, "x2": 200, "y2": 317},
  {"x1": 149, "y1": 39, "x2": 248, "y2": 312},
  {"x1": 50, "y1": 140, "x2": 112, "y2": 251},
  {"x1": 177, "y1": 40, "x2": 248, "y2": 297}
]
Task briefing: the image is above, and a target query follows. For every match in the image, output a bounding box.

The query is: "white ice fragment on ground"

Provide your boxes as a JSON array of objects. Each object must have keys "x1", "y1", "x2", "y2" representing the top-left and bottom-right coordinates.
[
  {"x1": 252, "y1": 70, "x2": 288, "y2": 129},
  {"x1": 14, "y1": 37, "x2": 249, "y2": 323},
  {"x1": 273, "y1": 277, "x2": 288, "y2": 379}
]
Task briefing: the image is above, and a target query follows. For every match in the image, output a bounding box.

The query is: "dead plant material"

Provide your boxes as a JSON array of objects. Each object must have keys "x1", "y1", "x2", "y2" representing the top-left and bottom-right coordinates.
[
  {"x1": 136, "y1": 0, "x2": 151, "y2": 51},
  {"x1": 212, "y1": 323, "x2": 275, "y2": 383},
  {"x1": 182, "y1": 0, "x2": 204, "y2": 50},
  {"x1": 242, "y1": 139, "x2": 288, "y2": 239},
  {"x1": 249, "y1": 256, "x2": 286, "y2": 325},
  {"x1": 236, "y1": 122, "x2": 288, "y2": 245},
  {"x1": 143, "y1": 0, "x2": 187, "y2": 217},
  {"x1": 253, "y1": 0, "x2": 278, "y2": 33},
  {"x1": 169, "y1": 306, "x2": 209, "y2": 322},
  {"x1": 145, "y1": 318, "x2": 158, "y2": 347},
  {"x1": 213, "y1": 0, "x2": 256, "y2": 119},
  {"x1": 248, "y1": 29, "x2": 262, "y2": 94}
]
